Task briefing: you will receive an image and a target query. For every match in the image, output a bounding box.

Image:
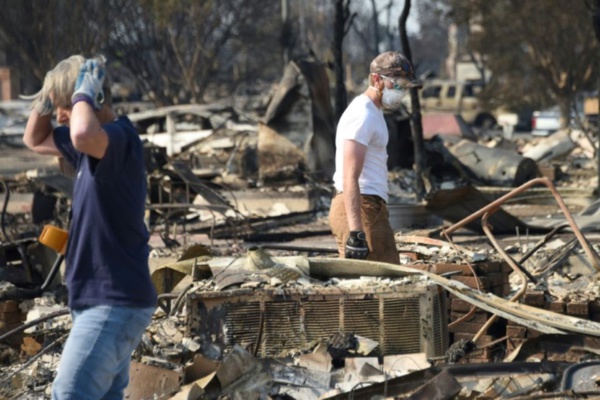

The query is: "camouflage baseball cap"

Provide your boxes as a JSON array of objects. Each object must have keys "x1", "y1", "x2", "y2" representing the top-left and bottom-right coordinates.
[{"x1": 370, "y1": 51, "x2": 422, "y2": 89}]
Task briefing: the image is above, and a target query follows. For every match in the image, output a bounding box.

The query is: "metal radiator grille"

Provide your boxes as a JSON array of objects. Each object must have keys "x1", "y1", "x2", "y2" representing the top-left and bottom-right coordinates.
[
  {"x1": 262, "y1": 302, "x2": 304, "y2": 357},
  {"x1": 304, "y1": 301, "x2": 341, "y2": 344},
  {"x1": 188, "y1": 283, "x2": 448, "y2": 358},
  {"x1": 343, "y1": 299, "x2": 381, "y2": 354},
  {"x1": 224, "y1": 301, "x2": 261, "y2": 350},
  {"x1": 382, "y1": 298, "x2": 421, "y2": 355},
  {"x1": 432, "y1": 291, "x2": 449, "y2": 355}
]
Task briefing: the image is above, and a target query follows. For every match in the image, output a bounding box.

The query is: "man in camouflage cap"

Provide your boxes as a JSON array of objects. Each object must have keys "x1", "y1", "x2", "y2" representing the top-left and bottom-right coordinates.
[
  {"x1": 370, "y1": 51, "x2": 422, "y2": 89},
  {"x1": 329, "y1": 51, "x2": 421, "y2": 264}
]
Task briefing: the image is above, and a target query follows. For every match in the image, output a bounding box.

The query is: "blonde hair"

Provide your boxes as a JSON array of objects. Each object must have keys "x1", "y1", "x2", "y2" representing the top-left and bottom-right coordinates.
[{"x1": 32, "y1": 54, "x2": 112, "y2": 110}]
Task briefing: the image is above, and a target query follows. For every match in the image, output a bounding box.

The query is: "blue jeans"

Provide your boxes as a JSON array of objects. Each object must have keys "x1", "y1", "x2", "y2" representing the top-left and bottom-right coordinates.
[{"x1": 52, "y1": 305, "x2": 154, "y2": 400}]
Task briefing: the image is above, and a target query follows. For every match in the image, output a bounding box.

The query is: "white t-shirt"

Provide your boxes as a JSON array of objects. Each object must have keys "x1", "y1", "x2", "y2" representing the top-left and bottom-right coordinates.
[{"x1": 333, "y1": 94, "x2": 389, "y2": 202}]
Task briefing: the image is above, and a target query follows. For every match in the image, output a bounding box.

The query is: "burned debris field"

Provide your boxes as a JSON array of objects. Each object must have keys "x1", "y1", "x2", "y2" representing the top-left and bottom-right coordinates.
[{"x1": 2, "y1": 75, "x2": 600, "y2": 399}]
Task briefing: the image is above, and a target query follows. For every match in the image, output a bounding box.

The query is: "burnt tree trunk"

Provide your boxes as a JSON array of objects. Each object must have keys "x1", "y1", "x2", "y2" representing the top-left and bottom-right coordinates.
[
  {"x1": 369, "y1": 0, "x2": 380, "y2": 55},
  {"x1": 593, "y1": 0, "x2": 600, "y2": 194},
  {"x1": 333, "y1": 0, "x2": 348, "y2": 124},
  {"x1": 399, "y1": 0, "x2": 426, "y2": 201},
  {"x1": 281, "y1": 0, "x2": 291, "y2": 67}
]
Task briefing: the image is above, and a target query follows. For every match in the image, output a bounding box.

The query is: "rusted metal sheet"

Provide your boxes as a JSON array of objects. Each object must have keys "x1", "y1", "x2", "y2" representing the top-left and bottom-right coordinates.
[
  {"x1": 324, "y1": 362, "x2": 571, "y2": 400},
  {"x1": 444, "y1": 138, "x2": 540, "y2": 187},
  {"x1": 406, "y1": 369, "x2": 462, "y2": 400},
  {"x1": 124, "y1": 361, "x2": 182, "y2": 400}
]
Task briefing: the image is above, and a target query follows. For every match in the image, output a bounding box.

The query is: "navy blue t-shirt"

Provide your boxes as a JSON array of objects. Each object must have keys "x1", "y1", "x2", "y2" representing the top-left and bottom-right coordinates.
[{"x1": 53, "y1": 116, "x2": 157, "y2": 309}]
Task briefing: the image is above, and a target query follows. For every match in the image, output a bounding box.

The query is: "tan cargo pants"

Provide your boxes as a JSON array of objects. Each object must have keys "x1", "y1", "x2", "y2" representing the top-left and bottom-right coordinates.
[{"x1": 328, "y1": 193, "x2": 399, "y2": 264}]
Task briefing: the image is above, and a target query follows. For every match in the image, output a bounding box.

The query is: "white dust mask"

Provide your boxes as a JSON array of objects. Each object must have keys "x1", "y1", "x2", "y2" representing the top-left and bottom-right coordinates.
[{"x1": 381, "y1": 86, "x2": 407, "y2": 110}]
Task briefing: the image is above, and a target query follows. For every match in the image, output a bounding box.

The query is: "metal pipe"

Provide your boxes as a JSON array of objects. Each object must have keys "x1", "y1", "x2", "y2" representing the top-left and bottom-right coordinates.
[
  {"x1": 472, "y1": 211, "x2": 529, "y2": 343},
  {"x1": 0, "y1": 179, "x2": 10, "y2": 242},
  {"x1": 0, "y1": 308, "x2": 69, "y2": 343},
  {"x1": 244, "y1": 243, "x2": 338, "y2": 254},
  {"x1": 519, "y1": 224, "x2": 568, "y2": 265},
  {"x1": 442, "y1": 177, "x2": 600, "y2": 270}
]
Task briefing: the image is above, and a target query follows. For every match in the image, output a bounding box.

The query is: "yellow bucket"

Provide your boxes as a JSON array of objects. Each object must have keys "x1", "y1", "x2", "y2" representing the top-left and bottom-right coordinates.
[{"x1": 39, "y1": 225, "x2": 68, "y2": 255}]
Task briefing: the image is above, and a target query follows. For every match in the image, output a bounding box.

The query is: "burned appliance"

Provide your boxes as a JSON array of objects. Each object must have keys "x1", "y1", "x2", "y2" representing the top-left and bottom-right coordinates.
[{"x1": 186, "y1": 282, "x2": 448, "y2": 358}]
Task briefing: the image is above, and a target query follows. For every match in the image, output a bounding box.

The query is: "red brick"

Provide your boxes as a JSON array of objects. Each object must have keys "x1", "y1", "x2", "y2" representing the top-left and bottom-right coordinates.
[
  {"x1": 506, "y1": 325, "x2": 527, "y2": 338},
  {"x1": 522, "y1": 291, "x2": 545, "y2": 306},
  {"x1": 432, "y1": 263, "x2": 474, "y2": 276},
  {"x1": 451, "y1": 276, "x2": 490, "y2": 290},
  {"x1": 0, "y1": 320, "x2": 23, "y2": 332},
  {"x1": 487, "y1": 272, "x2": 508, "y2": 287},
  {"x1": 501, "y1": 262, "x2": 513, "y2": 273},
  {"x1": 475, "y1": 261, "x2": 502, "y2": 274},
  {"x1": 545, "y1": 301, "x2": 565, "y2": 313},
  {"x1": 0, "y1": 311, "x2": 26, "y2": 323},
  {"x1": 507, "y1": 337, "x2": 526, "y2": 353},
  {"x1": 448, "y1": 321, "x2": 487, "y2": 334},
  {"x1": 406, "y1": 264, "x2": 430, "y2": 272},
  {"x1": 566, "y1": 302, "x2": 589, "y2": 316},
  {"x1": 0, "y1": 301, "x2": 18, "y2": 312},
  {"x1": 451, "y1": 311, "x2": 489, "y2": 323},
  {"x1": 451, "y1": 298, "x2": 474, "y2": 313},
  {"x1": 400, "y1": 252, "x2": 420, "y2": 261},
  {"x1": 527, "y1": 328, "x2": 542, "y2": 338}
]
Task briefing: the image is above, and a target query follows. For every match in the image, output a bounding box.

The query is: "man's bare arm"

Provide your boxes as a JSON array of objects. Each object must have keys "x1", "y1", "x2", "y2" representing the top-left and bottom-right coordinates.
[{"x1": 342, "y1": 139, "x2": 367, "y2": 231}]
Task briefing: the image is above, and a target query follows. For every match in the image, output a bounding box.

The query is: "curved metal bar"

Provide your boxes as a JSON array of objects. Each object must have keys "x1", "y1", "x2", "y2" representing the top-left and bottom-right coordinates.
[
  {"x1": 441, "y1": 177, "x2": 600, "y2": 271},
  {"x1": 473, "y1": 211, "x2": 529, "y2": 342},
  {"x1": 0, "y1": 179, "x2": 10, "y2": 242}
]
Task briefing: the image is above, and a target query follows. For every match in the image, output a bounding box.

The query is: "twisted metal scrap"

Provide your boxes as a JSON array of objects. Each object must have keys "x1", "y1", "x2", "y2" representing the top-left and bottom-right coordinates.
[{"x1": 438, "y1": 177, "x2": 600, "y2": 343}]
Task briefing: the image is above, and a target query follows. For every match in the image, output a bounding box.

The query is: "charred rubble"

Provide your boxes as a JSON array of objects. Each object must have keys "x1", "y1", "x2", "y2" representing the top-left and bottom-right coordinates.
[{"x1": 2, "y1": 60, "x2": 600, "y2": 399}]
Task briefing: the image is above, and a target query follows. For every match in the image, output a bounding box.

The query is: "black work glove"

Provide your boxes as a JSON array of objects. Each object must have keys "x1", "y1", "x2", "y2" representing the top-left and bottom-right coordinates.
[{"x1": 345, "y1": 230, "x2": 369, "y2": 259}]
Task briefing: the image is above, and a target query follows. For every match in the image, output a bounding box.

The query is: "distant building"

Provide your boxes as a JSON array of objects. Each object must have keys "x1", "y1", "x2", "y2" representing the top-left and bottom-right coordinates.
[
  {"x1": 445, "y1": 23, "x2": 490, "y2": 82},
  {"x1": 0, "y1": 67, "x2": 20, "y2": 101},
  {"x1": 0, "y1": 49, "x2": 20, "y2": 101}
]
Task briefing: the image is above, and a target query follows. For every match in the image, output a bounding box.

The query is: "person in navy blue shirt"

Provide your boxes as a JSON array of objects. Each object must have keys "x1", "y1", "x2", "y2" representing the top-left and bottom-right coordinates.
[{"x1": 24, "y1": 54, "x2": 157, "y2": 400}]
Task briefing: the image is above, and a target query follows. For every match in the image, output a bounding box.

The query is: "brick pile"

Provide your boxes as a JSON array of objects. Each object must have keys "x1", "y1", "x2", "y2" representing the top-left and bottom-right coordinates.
[
  {"x1": 439, "y1": 261, "x2": 512, "y2": 363},
  {"x1": 0, "y1": 300, "x2": 26, "y2": 347},
  {"x1": 507, "y1": 290, "x2": 595, "y2": 353},
  {"x1": 414, "y1": 260, "x2": 600, "y2": 362}
]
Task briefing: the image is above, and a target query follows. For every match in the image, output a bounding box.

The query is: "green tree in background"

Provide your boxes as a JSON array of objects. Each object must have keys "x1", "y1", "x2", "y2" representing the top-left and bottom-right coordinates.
[
  {"x1": 0, "y1": 0, "x2": 109, "y2": 93},
  {"x1": 444, "y1": 0, "x2": 599, "y2": 125},
  {"x1": 106, "y1": 0, "x2": 280, "y2": 105}
]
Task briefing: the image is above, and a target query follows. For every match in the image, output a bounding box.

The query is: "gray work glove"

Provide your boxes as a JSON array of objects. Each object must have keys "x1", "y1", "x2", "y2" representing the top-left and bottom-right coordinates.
[
  {"x1": 345, "y1": 230, "x2": 369, "y2": 260},
  {"x1": 71, "y1": 58, "x2": 105, "y2": 110}
]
